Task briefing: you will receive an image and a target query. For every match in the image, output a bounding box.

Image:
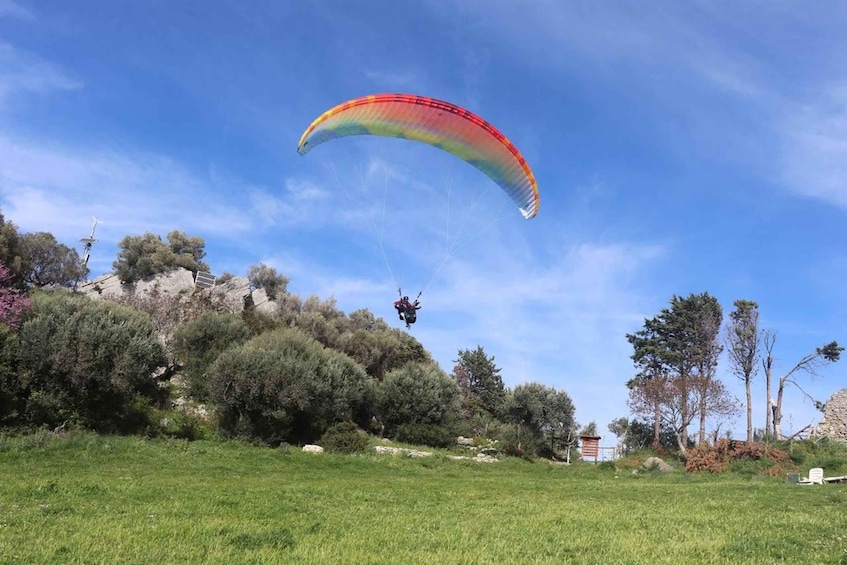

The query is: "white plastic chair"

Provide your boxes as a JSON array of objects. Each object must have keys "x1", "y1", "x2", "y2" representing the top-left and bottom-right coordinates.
[{"x1": 799, "y1": 467, "x2": 824, "y2": 485}]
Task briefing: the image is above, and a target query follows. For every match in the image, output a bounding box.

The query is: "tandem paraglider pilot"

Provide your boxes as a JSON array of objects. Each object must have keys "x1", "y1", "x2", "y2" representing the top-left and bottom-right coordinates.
[{"x1": 394, "y1": 296, "x2": 421, "y2": 329}]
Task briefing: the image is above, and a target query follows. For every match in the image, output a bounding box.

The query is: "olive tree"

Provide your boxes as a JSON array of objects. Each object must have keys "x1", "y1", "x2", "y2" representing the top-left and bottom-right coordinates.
[
  {"x1": 17, "y1": 291, "x2": 167, "y2": 431},
  {"x1": 18, "y1": 231, "x2": 88, "y2": 287},
  {"x1": 113, "y1": 230, "x2": 209, "y2": 283},
  {"x1": 173, "y1": 312, "x2": 251, "y2": 401},
  {"x1": 376, "y1": 361, "x2": 460, "y2": 446},
  {"x1": 247, "y1": 263, "x2": 289, "y2": 300},
  {"x1": 504, "y1": 382, "x2": 576, "y2": 458},
  {"x1": 0, "y1": 323, "x2": 23, "y2": 425},
  {"x1": 208, "y1": 327, "x2": 371, "y2": 445}
]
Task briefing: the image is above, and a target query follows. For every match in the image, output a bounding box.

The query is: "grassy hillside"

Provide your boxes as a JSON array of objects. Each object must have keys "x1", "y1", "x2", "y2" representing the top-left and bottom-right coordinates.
[{"x1": 1, "y1": 433, "x2": 845, "y2": 564}]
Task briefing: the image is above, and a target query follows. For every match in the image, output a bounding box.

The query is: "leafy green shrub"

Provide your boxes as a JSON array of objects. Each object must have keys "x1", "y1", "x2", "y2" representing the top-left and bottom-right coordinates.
[
  {"x1": 395, "y1": 422, "x2": 455, "y2": 448},
  {"x1": 376, "y1": 362, "x2": 460, "y2": 446},
  {"x1": 789, "y1": 438, "x2": 847, "y2": 474},
  {"x1": 17, "y1": 291, "x2": 167, "y2": 432},
  {"x1": 148, "y1": 408, "x2": 214, "y2": 441},
  {"x1": 497, "y1": 422, "x2": 540, "y2": 459},
  {"x1": 173, "y1": 312, "x2": 250, "y2": 401},
  {"x1": 0, "y1": 323, "x2": 23, "y2": 425},
  {"x1": 319, "y1": 421, "x2": 369, "y2": 454},
  {"x1": 209, "y1": 327, "x2": 372, "y2": 445}
]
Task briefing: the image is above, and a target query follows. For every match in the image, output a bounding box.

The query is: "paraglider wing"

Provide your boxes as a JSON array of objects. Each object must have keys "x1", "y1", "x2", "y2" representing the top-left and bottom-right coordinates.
[{"x1": 297, "y1": 94, "x2": 539, "y2": 219}]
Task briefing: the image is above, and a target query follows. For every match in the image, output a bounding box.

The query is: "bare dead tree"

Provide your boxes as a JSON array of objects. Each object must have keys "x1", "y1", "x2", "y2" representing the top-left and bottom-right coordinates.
[
  {"x1": 725, "y1": 300, "x2": 760, "y2": 443},
  {"x1": 772, "y1": 340, "x2": 843, "y2": 439},
  {"x1": 762, "y1": 330, "x2": 776, "y2": 439}
]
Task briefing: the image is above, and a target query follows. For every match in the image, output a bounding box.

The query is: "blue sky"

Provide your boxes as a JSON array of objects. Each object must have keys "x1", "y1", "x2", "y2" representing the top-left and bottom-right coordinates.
[{"x1": 2, "y1": 0, "x2": 846, "y2": 440}]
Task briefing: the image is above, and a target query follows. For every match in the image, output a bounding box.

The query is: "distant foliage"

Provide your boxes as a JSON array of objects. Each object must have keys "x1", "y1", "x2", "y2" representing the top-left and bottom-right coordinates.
[
  {"x1": 209, "y1": 327, "x2": 371, "y2": 445},
  {"x1": 0, "y1": 211, "x2": 24, "y2": 288},
  {"x1": 0, "y1": 323, "x2": 23, "y2": 425},
  {"x1": 395, "y1": 422, "x2": 456, "y2": 448},
  {"x1": 787, "y1": 438, "x2": 847, "y2": 474},
  {"x1": 376, "y1": 362, "x2": 460, "y2": 444},
  {"x1": 0, "y1": 261, "x2": 30, "y2": 331},
  {"x1": 247, "y1": 263, "x2": 289, "y2": 300},
  {"x1": 613, "y1": 418, "x2": 678, "y2": 453},
  {"x1": 504, "y1": 382, "x2": 576, "y2": 459},
  {"x1": 173, "y1": 312, "x2": 251, "y2": 401},
  {"x1": 216, "y1": 272, "x2": 235, "y2": 285},
  {"x1": 113, "y1": 230, "x2": 210, "y2": 283},
  {"x1": 147, "y1": 408, "x2": 214, "y2": 441},
  {"x1": 337, "y1": 326, "x2": 430, "y2": 379},
  {"x1": 16, "y1": 291, "x2": 167, "y2": 432},
  {"x1": 452, "y1": 346, "x2": 506, "y2": 417},
  {"x1": 319, "y1": 421, "x2": 369, "y2": 454},
  {"x1": 18, "y1": 231, "x2": 88, "y2": 287}
]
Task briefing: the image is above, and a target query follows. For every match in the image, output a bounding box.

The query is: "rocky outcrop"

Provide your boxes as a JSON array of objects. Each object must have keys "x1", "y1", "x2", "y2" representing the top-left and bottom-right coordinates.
[
  {"x1": 77, "y1": 267, "x2": 256, "y2": 314},
  {"x1": 209, "y1": 275, "x2": 251, "y2": 313},
  {"x1": 816, "y1": 389, "x2": 847, "y2": 444}
]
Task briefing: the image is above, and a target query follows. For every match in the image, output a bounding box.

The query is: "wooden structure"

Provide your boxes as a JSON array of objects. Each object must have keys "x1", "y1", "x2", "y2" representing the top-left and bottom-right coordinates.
[{"x1": 580, "y1": 434, "x2": 601, "y2": 463}]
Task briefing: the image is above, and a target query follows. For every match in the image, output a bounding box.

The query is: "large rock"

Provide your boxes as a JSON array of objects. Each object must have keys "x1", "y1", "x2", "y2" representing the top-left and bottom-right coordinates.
[
  {"x1": 76, "y1": 273, "x2": 124, "y2": 299},
  {"x1": 210, "y1": 276, "x2": 251, "y2": 313},
  {"x1": 251, "y1": 287, "x2": 279, "y2": 315},
  {"x1": 643, "y1": 456, "x2": 674, "y2": 472},
  {"x1": 134, "y1": 268, "x2": 196, "y2": 296},
  {"x1": 77, "y1": 269, "x2": 196, "y2": 300}
]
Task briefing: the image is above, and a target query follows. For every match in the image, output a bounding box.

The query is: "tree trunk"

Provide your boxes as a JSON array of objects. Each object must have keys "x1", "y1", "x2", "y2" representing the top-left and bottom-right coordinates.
[
  {"x1": 766, "y1": 375, "x2": 772, "y2": 439},
  {"x1": 675, "y1": 430, "x2": 687, "y2": 453},
  {"x1": 745, "y1": 377, "x2": 753, "y2": 443},
  {"x1": 653, "y1": 401, "x2": 661, "y2": 448},
  {"x1": 762, "y1": 333, "x2": 774, "y2": 440},
  {"x1": 774, "y1": 378, "x2": 785, "y2": 439},
  {"x1": 681, "y1": 387, "x2": 689, "y2": 447}
]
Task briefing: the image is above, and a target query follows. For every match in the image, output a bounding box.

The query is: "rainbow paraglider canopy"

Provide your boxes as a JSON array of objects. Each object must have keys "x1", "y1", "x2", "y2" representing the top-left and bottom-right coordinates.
[{"x1": 297, "y1": 93, "x2": 539, "y2": 219}]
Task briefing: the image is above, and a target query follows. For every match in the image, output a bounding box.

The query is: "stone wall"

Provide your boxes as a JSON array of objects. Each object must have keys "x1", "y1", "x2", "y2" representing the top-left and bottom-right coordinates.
[{"x1": 816, "y1": 389, "x2": 847, "y2": 444}]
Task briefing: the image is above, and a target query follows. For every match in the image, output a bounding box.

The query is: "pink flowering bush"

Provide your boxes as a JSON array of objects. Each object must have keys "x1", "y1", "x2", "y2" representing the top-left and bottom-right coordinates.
[{"x1": 0, "y1": 262, "x2": 30, "y2": 331}]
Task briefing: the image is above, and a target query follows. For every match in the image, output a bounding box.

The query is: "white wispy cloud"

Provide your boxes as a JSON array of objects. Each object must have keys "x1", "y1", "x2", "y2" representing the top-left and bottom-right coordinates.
[
  {"x1": 0, "y1": 135, "x2": 263, "y2": 273},
  {"x1": 0, "y1": 0, "x2": 33, "y2": 20},
  {"x1": 0, "y1": 43, "x2": 82, "y2": 104},
  {"x1": 439, "y1": 1, "x2": 847, "y2": 216},
  {"x1": 779, "y1": 85, "x2": 847, "y2": 209}
]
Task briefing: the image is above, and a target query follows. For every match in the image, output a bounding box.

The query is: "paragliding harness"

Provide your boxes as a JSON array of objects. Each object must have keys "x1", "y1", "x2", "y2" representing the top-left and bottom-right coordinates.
[{"x1": 394, "y1": 289, "x2": 422, "y2": 329}]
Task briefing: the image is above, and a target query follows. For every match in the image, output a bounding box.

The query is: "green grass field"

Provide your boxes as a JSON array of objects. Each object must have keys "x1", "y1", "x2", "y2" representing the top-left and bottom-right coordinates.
[{"x1": 1, "y1": 433, "x2": 845, "y2": 564}]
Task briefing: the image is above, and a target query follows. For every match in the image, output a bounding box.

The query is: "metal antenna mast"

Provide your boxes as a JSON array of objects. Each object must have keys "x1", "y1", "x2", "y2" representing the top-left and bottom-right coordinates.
[{"x1": 79, "y1": 216, "x2": 100, "y2": 267}]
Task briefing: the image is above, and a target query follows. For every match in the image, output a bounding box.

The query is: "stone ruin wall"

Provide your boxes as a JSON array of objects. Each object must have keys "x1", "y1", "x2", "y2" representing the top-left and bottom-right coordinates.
[{"x1": 816, "y1": 389, "x2": 847, "y2": 444}]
